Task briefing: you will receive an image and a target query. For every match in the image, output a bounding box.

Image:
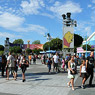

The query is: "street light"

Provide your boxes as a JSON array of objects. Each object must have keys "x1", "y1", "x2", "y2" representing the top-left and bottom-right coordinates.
[{"x1": 44, "y1": 33, "x2": 51, "y2": 57}]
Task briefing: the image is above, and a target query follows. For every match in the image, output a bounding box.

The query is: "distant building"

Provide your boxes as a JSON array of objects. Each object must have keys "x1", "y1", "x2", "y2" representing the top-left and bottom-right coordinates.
[
  {"x1": 22, "y1": 44, "x2": 43, "y2": 50},
  {"x1": 4, "y1": 38, "x2": 43, "y2": 55},
  {"x1": 4, "y1": 38, "x2": 21, "y2": 55},
  {"x1": 77, "y1": 32, "x2": 95, "y2": 57}
]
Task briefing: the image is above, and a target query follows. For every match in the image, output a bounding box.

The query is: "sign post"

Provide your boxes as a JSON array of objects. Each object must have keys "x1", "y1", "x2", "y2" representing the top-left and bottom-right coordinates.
[{"x1": 62, "y1": 13, "x2": 77, "y2": 58}]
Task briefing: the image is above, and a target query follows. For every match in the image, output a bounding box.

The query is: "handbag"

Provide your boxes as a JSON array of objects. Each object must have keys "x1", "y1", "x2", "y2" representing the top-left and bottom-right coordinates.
[{"x1": 70, "y1": 69, "x2": 77, "y2": 75}]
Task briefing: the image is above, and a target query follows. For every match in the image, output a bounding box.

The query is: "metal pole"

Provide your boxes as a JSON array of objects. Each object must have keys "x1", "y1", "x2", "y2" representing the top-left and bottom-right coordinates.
[{"x1": 86, "y1": 36, "x2": 87, "y2": 58}]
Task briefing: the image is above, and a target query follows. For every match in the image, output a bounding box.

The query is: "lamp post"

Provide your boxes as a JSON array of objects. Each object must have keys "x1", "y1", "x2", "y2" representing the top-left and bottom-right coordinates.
[
  {"x1": 86, "y1": 36, "x2": 87, "y2": 58},
  {"x1": 44, "y1": 33, "x2": 51, "y2": 57}
]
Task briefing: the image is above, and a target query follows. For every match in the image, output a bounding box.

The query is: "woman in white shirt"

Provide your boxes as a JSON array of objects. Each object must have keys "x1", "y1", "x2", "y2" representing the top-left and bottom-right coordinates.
[
  {"x1": 80, "y1": 60, "x2": 87, "y2": 89},
  {"x1": 67, "y1": 56, "x2": 76, "y2": 90}
]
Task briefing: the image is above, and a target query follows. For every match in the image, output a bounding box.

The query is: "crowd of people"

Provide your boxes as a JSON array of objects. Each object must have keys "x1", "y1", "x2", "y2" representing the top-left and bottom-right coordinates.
[
  {"x1": 42, "y1": 52, "x2": 95, "y2": 91},
  {"x1": 0, "y1": 51, "x2": 95, "y2": 90},
  {"x1": 0, "y1": 52, "x2": 31, "y2": 82}
]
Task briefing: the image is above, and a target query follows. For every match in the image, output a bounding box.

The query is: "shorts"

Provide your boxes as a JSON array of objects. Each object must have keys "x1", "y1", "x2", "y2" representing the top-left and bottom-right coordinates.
[
  {"x1": 81, "y1": 73, "x2": 87, "y2": 78},
  {"x1": 21, "y1": 64, "x2": 26, "y2": 73},
  {"x1": 7, "y1": 67, "x2": 15, "y2": 73},
  {"x1": 54, "y1": 63, "x2": 58, "y2": 68},
  {"x1": 15, "y1": 66, "x2": 18, "y2": 73},
  {"x1": 48, "y1": 65, "x2": 51, "y2": 70}
]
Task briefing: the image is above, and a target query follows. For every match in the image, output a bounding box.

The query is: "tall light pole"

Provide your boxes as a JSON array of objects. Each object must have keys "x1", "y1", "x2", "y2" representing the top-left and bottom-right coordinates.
[
  {"x1": 62, "y1": 13, "x2": 77, "y2": 58},
  {"x1": 86, "y1": 36, "x2": 87, "y2": 58},
  {"x1": 44, "y1": 33, "x2": 51, "y2": 57}
]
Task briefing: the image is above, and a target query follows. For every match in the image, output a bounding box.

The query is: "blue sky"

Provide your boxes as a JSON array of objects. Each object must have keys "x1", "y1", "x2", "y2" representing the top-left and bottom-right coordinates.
[{"x1": 0, "y1": 0, "x2": 95, "y2": 45}]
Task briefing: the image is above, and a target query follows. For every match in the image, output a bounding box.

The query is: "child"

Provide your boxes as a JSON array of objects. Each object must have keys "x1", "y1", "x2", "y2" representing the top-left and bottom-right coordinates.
[
  {"x1": 47, "y1": 58, "x2": 52, "y2": 74},
  {"x1": 62, "y1": 57, "x2": 65, "y2": 71},
  {"x1": 80, "y1": 60, "x2": 87, "y2": 89}
]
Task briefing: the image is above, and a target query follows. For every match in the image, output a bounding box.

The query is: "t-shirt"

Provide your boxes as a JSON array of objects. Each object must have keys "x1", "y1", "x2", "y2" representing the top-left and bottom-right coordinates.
[
  {"x1": 53, "y1": 55, "x2": 59, "y2": 63},
  {"x1": 81, "y1": 65, "x2": 86, "y2": 73},
  {"x1": 87, "y1": 56, "x2": 94, "y2": 69},
  {"x1": 48, "y1": 60, "x2": 52, "y2": 65},
  {"x1": 7, "y1": 55, "x2": 15, "y2": 67}
]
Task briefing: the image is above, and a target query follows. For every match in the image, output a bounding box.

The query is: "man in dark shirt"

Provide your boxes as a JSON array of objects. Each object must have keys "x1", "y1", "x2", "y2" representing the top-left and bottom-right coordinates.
[{"x1": 86, "y1": 51, "x2": 94, "y2": 87}]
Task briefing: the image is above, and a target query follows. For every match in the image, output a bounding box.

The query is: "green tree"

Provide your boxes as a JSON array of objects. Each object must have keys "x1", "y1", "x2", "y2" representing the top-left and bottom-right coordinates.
[
  {"x1": 0, "y1": 51, "x2": 4, "y2": 56},
  {"x1": 26, "y1": 48, "x2": 32, "y2": 54},
  {"x1": 32, "y1": 48, "x2": 43, "y2": 55},
  {"x1": 43, "y1": 38, "x2": 62, "y2": 51},
  {"x1": 13, "y1": 39, "x2": 24, "y2": 44},
  {"x1": 32, "y1": 40, "x2": 41, "y2": 44},
  {"x1": 9, "y1": 46, "x2": 22, "y2": 53},
  {"x1": 74, "y1": 34, "x2": 83, "y2": 47},
  {"x1": 82, "y1": 44, "x2": 91, "y2": 51},
  {"x1": 74, "y1": 34, "x2": 83, "y2": 53},
  {"x1": 43, "y1": 42, "x2": 50, "y2": 51},
  {"x1": 0, "y1": 45, "x2": 4, "y2": 51}
]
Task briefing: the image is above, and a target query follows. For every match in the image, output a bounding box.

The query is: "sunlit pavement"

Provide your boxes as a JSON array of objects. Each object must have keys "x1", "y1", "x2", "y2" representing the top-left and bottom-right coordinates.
[{"x1": 0, "y1": 59, "x2": 95, "y2": 95}]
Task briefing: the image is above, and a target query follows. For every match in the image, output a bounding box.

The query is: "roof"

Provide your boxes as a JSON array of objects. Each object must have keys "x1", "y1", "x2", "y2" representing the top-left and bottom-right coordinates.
[
  {"x1": 83, "y1": 32, "x2": 95, "y2": 43},
  {"x1": 22, "y1": 44, "x2": 43, "y2": 50}
]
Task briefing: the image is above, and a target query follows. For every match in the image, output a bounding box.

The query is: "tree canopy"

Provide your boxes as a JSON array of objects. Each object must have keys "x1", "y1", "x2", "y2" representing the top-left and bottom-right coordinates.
[
  {"x1": 0, "y1": 45, "x2": 4, "y2": 51},
  {"x1": 74, "y1": 34, "x2": 83, "y2": 47},
  {"x1": 43, "y1": 34, "x2": 83, "y2": 51},
  {"x1": 13, "y1": 39, "x2": 24, "y2": 44},
  {"x1": 9, "y1": 46, "x2": 22, "y2": 53},
  {"x1": 43, "y1": 38, "x2": 62, "y2": 51},
  {"x1": 32, "y1": 40, "x2": 41, "y2": 44},
  {"x1": 32, "y1": 48, "x2": 43, "y2": 55},
  {"x1": 26, "y1": 48, "x2": 32, "y2": 54},
  {"x1": 82, "y1": 44, "x2": 91, "y2": 51}
]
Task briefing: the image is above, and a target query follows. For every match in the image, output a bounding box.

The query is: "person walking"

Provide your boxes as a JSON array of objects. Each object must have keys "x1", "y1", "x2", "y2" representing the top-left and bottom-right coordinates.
[
  {"x1": 80, "y1": 60, "x2": 87, "y2": 89},
  {"x1": 47, "y1": 57, "x2": 52, "y2": 74},
  {"x1": 6, "y1": 52, "x2": 16, "y2": 80},
  {"x1": 20, "y1": 56, "x2": 29, "y2": 82},
  {"x1": 86, "y1": 51, "x2": 94, "y2": 87},
  {"x1": 53, "y1": 53, "x2": 59, "y2": 73},
  {"x1": 1, "y1": 55, "x2": 7, "y2": 77},
  {"x1": 67, "y1": 56, "x2": 76, "y2": 90},
  {"x1": 28, "y1": 55, "x2": 32, "y2": 65},
  {"x1": 61, "y1": 57, "x2": 65, "y2": 71},
  {"x1": 33, "y1": 55, "x2": 36, "y2": 64}
]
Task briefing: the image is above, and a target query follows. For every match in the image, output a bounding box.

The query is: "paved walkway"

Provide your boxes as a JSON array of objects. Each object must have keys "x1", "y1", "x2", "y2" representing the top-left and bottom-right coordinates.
[{"x1": 0, "y1": 60, "x2": 95, "y2": 95}]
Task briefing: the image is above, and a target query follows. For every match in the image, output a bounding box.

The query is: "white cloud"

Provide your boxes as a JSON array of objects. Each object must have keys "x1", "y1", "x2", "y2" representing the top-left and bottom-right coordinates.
[
  {"x1": 41, "y1": 13, "x2": 54, "y2": 18},
  {"x1": 48, "y1": 0, "x2": 55, "y2": 3},
  {"x1": 92, "y1": 0, "x2": 95, "y2": 3},
  {"x1": 84, "y1": 27, "x2": 92, "y2": 36},
  {"x1": 75, "y1": 21, "x2": 93, "y2": 38},
  {"x1": 0, "y1": 32, "x2": 18, "y2": 38},
  {"x1": 20, "y1": 0, "x2": 45, "y2": 15},
  {"x1": 0, "y1": 12, "x2": 47, "y2": 35},
  {"x1": 0, "y1": 12, "x2": 25, "y2": 29},
  {"x1": 49, "y1": 1, "x2": 82, "y2": 19},
  {"x1": 88, "y1": 4, "x2": 92, "y2": 8},
  {"x1": 16, "y1": 24, "x2": 47, "y2": 35}
]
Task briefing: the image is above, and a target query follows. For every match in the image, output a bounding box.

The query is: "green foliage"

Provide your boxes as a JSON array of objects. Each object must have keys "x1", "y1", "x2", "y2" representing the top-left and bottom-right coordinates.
[
  {"x1": 43, "y1": 38, "x2": 62, "y2": 51},
  {"x1": 32, "y1": 48, "x2": 43, "y2": 55},
  {"x1": 32, "y1": 40, "x2": 41, "y2": 44},
  {"x1": 43, "y1": 34, "x2": 83, "y2": 51},
  {"x1": 13, "y1": 39, "x2": 24, "y2": 44},
  {"x1": 74, "y1": 46, "x2": 77, "y2": 53},
  {"x1": 26, "y1": 48, "x2": 32, "y2": 54},
  {"x1": 43, "y1": 42, "x2": 50, "y2": 51},
  {"x1": 74, "y1": 34, "x2": 83, "y2": 47},
  {"x1": 0, "y1": 51, "x2": 4, "y2": 56},
  {"x1": 82, "y1": 44, "x2": 91, "y2": 51},
  {"x1": 9, "y1": 46, "x2": 22, "y2": 53},
  {"x1": 0, "y1": 45, "x2": 4, "y2": 51}
]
